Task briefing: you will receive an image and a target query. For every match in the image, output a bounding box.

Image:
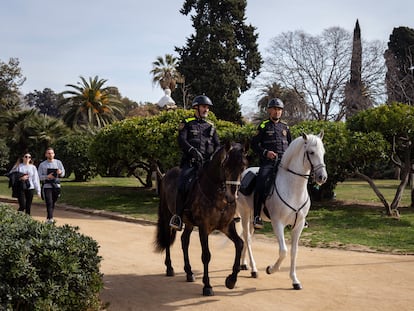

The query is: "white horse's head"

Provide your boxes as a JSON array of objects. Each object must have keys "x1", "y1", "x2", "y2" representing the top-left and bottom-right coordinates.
[
  {"x1": 302, "y1": 131, "x2": 327, "y2": 185},
  {"x1": 281, "y1": 131, "x2": 328, "y2": 185}
]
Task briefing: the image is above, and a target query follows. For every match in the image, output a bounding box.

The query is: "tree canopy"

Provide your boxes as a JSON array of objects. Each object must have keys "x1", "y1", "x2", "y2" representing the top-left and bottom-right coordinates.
[
  {"x1": 24, "y1": 88, "x2": 63, "y2": 118},
  {"x1": 262, "y1": 27, "x2": 386, "y2": 121},
  {"x1": 0, "y1": 109, "x2": 69, "y2": 166},
  {"x1": 348, "y1": 102, "x2": 414, "y2": 214},
  {"x1": 176, "y1": 0, "x2": 262, "y2": 123},
  {"x1": 385, "y1": 26, "x2": 414, "y2": 105},
  {"x1": 0, "y1": 58, "x2": 25, "y2": 111},
  {"x1": 150, "y1": 54, "x2": 183, "y2": 91},
  {"x1": 62, "y1": 76, "x2": 124, "y2": 130}
]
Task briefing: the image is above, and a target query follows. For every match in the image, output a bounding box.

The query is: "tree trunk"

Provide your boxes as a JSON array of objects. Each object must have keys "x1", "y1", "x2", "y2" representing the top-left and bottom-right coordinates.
[
  {"x1": 411, "y1": 164, "x2": 414, "y2": 208},
  {"x1": 353, "y1": 171, "x2": 391, "y2": 215},
  {"x1": 390, "y1": 173, "x2": 409, "y2": 211},
  {"x1": 390, "y1": 149, "x2": 412, "y2": 210},
  {"x1": 411, "y1": 188, "x2": 414, "y2": 208}
]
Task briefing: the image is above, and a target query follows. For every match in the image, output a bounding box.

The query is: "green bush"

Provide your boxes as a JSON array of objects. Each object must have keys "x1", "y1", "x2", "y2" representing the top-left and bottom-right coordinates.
[
  {"x1": 0, "y1": 204, "x2": 103, "y2": 311},
  {"x1": 54, "y1": 134, "x2": 97, "y2": 182}
]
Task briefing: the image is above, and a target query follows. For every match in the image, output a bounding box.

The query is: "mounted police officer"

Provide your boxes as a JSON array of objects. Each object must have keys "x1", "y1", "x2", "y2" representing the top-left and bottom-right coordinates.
[
  {"x1": 169, "y1": 95, "x2": 220, "y2": 231},
  {"x1": 251, "y1": 98, "x2": 292, "y2": 229}
]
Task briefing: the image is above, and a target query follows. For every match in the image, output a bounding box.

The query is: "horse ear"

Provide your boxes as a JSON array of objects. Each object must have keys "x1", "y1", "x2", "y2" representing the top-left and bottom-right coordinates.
[
  {"x1": 302, "y1": 133, "x2": 308, "y2": 142},
  {"x1": 318, "y1": 130, "x2": 324, "y2": 140}
]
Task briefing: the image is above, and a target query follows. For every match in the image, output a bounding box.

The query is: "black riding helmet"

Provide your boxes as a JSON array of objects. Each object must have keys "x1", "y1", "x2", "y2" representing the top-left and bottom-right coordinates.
[
  {"x1": 267, "y1": 98, "x2": 284, "y2": 109},
  {"x1": 192, "y1": 95, "x2": 213, "y2": 107}
]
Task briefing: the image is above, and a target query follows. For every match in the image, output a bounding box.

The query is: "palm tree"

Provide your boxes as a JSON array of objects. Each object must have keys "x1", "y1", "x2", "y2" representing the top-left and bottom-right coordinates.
[
  {"x1": 62, "y1": 76, "x2": 124, "y2": 129},
  {"x1": 150, "y1": 54, "x2": 183, "y2": 91},
  {"x1": 1, "y1": 109, "x2": 69, "y2": 164}
]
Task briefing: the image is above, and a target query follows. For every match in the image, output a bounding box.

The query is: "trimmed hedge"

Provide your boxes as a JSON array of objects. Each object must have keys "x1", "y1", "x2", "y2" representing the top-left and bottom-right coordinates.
[{"x1": 0, "y1": 204, "x2": 103, "y2": 311}]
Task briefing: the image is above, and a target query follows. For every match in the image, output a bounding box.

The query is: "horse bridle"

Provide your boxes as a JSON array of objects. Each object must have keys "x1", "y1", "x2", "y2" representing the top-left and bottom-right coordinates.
[
  {"x1": 221, "y1": 149, "x2": 243, "y2": 201},
  {"x1": 196, "y1": 152, "x2": 242, "y2": 208},
  {"x1": 283, "y1": 149, "x2": 326, "y2": 183},
  {"x1": 275, "y1": 147, "x2": 325, "y2": 229}
]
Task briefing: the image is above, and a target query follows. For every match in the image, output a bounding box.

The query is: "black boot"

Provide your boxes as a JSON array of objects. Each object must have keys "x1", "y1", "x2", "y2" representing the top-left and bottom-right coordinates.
[
  {"x1": 253, "y1": 191, "x2": 264, "y2": 229},
  {"x1": 170, "y1": 190, "x2": 184, "y2": 231}
]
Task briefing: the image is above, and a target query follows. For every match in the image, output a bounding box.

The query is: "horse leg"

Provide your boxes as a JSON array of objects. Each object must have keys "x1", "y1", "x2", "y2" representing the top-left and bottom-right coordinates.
[
  {"x1": 240, "y1": 213, "x2": 258, "y2": 278},
  {"x1": 224, "y1": 220, "x2": 243, "y2": 289},
  {"x1": 266, "y1": 222, "x2": 288, "y2": 275},
  {"x1": 240, "y1": 234, "x2": 248, "y2": 271},
  {"x1": 289, "y1": 223, "x2": 304, "y2": 290},
  {"x1": 239, "y1": 208, "x2": 248, "y2": 271},
  {"x1": 246, "y1": 218, "x2": 258, "y2": 278},
  {"x1": 165, "y1": 245, "x2": 174, "y2": 276},
  {"x1": 198, "y1": 227, "x2": 213, "y2": 296},
  {"x1": 181, "y1": 225, "x2": 196, "y2": 282}
]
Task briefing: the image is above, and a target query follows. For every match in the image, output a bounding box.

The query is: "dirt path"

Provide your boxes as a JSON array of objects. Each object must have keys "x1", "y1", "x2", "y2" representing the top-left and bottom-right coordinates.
[{"x1": 9, "y1": 201, "x2": 414, "y2": 311}]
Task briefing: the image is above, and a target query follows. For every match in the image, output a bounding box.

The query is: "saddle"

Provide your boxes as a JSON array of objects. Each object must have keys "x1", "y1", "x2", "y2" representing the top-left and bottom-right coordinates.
[
  {"x1": 239, "y1": 170, "x2": 276, "y2": 197},
  {"x1": 239, "y1": 171, "x2": 256, "y2": 195},
  {"x1": 239, "y1": 168, "x2": 277, "y2": 219}
]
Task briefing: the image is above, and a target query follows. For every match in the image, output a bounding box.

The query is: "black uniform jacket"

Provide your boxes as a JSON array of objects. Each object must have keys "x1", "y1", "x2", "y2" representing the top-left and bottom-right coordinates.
[
  {"x1": 178, "y1": 116, "x2": 220, "y2": 167},
  {"x1": 251, "y1": 119, "x2": 292, "y2": 165}
]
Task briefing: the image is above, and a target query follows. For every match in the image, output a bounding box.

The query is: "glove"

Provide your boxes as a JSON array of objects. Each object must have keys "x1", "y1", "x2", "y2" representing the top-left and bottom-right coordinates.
[{"x1": 189, "y1": 147, "x2": 203, "y2": 163}]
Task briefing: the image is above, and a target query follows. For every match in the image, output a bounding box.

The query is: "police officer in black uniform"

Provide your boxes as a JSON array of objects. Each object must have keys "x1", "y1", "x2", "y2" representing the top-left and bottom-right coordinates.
[
  {"x1": 251, "y1": 98, "x2": 292, "y2": 229},
  {"x1": 169, "y1": 95, "x2": 220, "y2": 231}
]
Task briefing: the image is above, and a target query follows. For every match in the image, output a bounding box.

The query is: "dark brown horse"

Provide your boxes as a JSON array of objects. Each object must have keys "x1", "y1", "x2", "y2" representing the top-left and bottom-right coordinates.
[{"x1": 155, "y1": 142, "x2": 248, "y2": 296}]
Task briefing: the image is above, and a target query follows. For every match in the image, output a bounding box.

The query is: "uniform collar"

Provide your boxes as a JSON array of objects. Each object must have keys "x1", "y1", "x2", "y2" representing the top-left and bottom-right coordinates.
[{"x1": 269, "y1": 117, "x2": 280, "y2": 124}]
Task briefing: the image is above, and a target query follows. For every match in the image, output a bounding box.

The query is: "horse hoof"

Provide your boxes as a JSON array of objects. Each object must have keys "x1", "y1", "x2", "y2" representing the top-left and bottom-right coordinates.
[
  {"x1": 225, "y1": 275, "x2": 236, "y2": 289},
  {"x1": 186, "y1": 274, "x2": 196, "y2": 282},
  {"x1": 203, "y1": 287, "x2": 214, "y2": 296},
  {"x1": 266, "y1": 266, "x2": 272, "y2": 274},
  {"x1": 293, "y1": 283, "x2": 302, "y2": 290},
  {"x1": 251, "y1": 271, "x2": 258, "y2": 278},
  {"x1": 240, "y1": 264, "x2": 248, "y2": 270},
  {"x1": 166, "y1": 268, "x2": 175, "y2": 277}
]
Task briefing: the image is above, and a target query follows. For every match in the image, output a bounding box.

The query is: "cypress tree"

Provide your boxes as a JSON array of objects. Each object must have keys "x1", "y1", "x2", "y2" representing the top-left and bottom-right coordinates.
[
  {"x1": 175, "y1": 0, "x2": 262, "y2": 123},
  {"x1": 344, "y1": 20, "x2": 372, "y2": 119},
  {"x1": 385, "y1": 26, "x2": 414, "y2": 105}
]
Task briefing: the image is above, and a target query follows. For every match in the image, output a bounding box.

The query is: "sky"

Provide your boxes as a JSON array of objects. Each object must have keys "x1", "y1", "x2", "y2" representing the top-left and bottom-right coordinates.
[{"x1": 1, "y1": 0, "x2": 413, "y2": 116}]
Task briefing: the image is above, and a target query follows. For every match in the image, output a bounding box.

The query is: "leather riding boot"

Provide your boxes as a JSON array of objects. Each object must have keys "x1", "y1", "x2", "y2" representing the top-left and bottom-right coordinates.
[
  {"x1": 253, "y1": 191, "x2": 264, "y2": 229},
  {"x1": 170, "y1": 190, "x2": 184, "y2": 231}
]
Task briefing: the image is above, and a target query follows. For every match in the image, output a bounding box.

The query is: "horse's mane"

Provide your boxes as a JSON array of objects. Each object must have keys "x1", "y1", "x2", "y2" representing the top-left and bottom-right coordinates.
[
  {"x1": 207, "y1": 145, "x2": 226, "y2": 168},
  {"x1": 280, "y1": 134, "x2": 321, "y2": 167}
]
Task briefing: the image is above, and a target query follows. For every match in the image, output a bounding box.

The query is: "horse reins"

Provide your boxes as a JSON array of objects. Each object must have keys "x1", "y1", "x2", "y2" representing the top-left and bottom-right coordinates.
[
  {"x1": 283, "y1": 151, "x2": 325, "y2": 182},
  {"x1": 274, "y1": 185, "x2": 309, "y2": 229}
]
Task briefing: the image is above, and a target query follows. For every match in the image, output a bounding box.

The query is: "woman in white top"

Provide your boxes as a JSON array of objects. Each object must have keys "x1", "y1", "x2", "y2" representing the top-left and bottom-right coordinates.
[{"x1": 10, "y1": 153, "x2": 41, "y2": 215}]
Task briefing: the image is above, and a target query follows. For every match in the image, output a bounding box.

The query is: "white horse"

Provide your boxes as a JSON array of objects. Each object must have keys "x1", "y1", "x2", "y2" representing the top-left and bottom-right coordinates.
[{"x1": 236, "y1": 132, "x2": 327, "y2": 290}]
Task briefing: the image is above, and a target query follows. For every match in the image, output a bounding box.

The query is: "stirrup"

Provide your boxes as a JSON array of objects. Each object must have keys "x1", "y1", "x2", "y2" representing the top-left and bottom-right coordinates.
[
  {"x1": 253, "y1": 216, "x2": 264, "y2": 229},
  {"x1": 169, "y1": 215, "x2": 183, "y2": 231}
]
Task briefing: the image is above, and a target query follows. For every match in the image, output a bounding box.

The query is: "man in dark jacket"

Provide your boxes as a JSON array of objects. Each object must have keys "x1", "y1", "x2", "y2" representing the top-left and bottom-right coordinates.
[
  {"x1": 251, "y1": 98, "x2": 292, "y2": 229},
  {"x1": 169, "y1": 95, "x2": 220, "y2": 231}
]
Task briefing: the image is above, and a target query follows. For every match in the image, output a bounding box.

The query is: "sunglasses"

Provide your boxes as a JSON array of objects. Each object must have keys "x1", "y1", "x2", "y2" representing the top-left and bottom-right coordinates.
[{"x1": 24, "y1": 156, "x2": 31, "y2": 158}]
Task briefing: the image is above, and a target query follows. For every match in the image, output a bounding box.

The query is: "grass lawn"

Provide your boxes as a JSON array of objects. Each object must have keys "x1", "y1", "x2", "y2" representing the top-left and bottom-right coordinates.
[{"x1": 1, "y1": 176, "x2": 413, "y2": 254}]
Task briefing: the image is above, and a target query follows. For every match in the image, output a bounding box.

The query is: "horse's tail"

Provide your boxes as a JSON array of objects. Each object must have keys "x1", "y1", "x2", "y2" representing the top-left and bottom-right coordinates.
[
  {"x1": 153, "y1": 161, "x2": 165, "y2": 196},
  {"x1": 154, "y1": 178, "x2": 176, "y2": 252}
]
